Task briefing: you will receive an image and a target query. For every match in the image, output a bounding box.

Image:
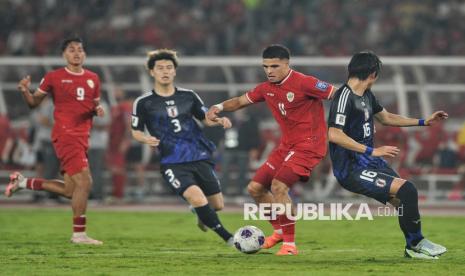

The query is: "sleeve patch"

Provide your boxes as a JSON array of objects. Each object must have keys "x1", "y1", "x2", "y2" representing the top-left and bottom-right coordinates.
[
  {"x1": 315, "y1": 81, "x2": 329, "y2": 91},
  {"x1": 336, "y1": 114, "x2": 346, "y2": 126},
  {"x1": 131, "y1": 115, "x2": 139, "y2": 127}
]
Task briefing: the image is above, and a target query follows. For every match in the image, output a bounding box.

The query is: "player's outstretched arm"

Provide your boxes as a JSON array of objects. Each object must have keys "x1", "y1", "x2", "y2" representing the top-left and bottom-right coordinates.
[
  {"x1": 206, "y1": 94, "x2": 251, "y2": 120},
  {"x1": 17, "y1": 75, "x2": 47, "y2": 108},
  {"x1": 328, "y1": 127, "x2": 399, "y2": 158},
  {"x1": 131, "y1": 129, "x2": 160, "y2": 147},
  {"x1": 203, "y1": 116, "x2": 232, "y2": 129},
  {"x1": 374, "y1": 109, "x2": 448, "y2": 127}
]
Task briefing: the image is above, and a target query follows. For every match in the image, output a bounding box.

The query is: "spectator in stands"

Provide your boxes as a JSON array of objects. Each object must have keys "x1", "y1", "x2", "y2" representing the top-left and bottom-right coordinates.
[{"x1": 107, "y1": 88, "x2": 132, "y2": 202}]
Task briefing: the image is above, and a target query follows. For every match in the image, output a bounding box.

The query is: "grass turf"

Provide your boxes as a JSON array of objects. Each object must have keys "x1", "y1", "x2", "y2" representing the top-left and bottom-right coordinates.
[{"x1": 0, "y1": 209, "x2": 464, "y2": 275}]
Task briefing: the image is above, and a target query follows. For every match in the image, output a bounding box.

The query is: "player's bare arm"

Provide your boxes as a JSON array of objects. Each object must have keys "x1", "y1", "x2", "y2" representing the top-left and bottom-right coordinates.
[
  {"x1": 203, "y1": 116, "x2": 232, "y2": 129},
  {"x1": 17, "y1": 75, "x2": 47, "y2": 108},
  {"x1": 206, "y1": 94, "x2": 251, "y2": 120},
  {"x1": 374, "y1": 109, "x2": 448, "y2": 127},
  {"x1": 131, "y1": 129, "x2": 160, "y2": 147},
  {"x1": 328, "y1": 127, "x2": 400, "y2": 157}
]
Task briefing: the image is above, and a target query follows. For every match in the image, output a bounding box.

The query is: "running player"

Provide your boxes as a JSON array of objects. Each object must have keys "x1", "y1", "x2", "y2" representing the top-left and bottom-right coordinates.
[
  {"x1": 208, "y1": 44, "x2": 335, "y2": 255},
  {"x1": 328, "y1": 51, "x2": 447, "y2": 259},
  {"x1": 5, "y1": 37, "x2": 104, "y2": 245},
  {"x1": 131, "y1": 49, "x2": 234, "y2": 245}
]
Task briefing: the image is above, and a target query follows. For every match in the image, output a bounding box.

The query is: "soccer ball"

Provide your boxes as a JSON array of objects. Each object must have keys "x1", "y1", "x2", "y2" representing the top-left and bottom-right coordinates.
[{"x1": 233, "y1": 225, "x2": 265, "y2": 254}]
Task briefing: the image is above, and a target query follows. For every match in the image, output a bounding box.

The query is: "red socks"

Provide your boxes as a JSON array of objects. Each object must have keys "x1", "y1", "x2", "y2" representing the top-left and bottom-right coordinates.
[
  {"x1": 268, "y1": 214, "x2": 282, "y2": 233},
  {"x1": 279, "y1": 215, "x2": 296, "y2": 243},
  {"x1": 73, "y1": 215, "x2": 86, "y2": 233},
  {"x1": 26, "y1": 178, "x2": 44, "y2": 190}
]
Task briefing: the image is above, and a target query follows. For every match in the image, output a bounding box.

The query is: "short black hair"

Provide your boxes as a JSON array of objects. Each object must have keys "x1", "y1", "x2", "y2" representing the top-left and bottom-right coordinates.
[
  {"x1": 61, "y1": 36, "x2": 84, "y2": 52},
  {"x1": 262, "y1": 44, "x2": 290, "y2": 60},
  {"x1": 147, "y1": 49, "x2": 179, "y2": 70},
  {"x1": 348, "y1": 51, "x2": 382, "y2": 80}
]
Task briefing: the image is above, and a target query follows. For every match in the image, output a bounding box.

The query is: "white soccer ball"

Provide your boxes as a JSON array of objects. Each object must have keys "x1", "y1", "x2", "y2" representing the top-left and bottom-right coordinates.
[{"x1": 233, "y1": 225, "x2": 265, "y2": 254}]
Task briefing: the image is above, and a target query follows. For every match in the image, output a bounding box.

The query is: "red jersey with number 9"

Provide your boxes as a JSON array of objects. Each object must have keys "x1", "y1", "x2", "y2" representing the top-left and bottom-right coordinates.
[
  {"x1": 38, "y1": 67, "x2": 100, "y2": 140},
  {"x1": 246, "y1": 70, "x2": 333, "y2": 156}
]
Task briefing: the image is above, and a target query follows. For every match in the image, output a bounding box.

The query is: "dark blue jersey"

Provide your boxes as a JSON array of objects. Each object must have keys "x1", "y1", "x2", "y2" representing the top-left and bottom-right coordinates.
[
  {"x1": 328, "y1": 84, "x2": 388, "y2": 180},
  {"x1": 131, "y1": 87, "x2": 215, "y2": 165}
]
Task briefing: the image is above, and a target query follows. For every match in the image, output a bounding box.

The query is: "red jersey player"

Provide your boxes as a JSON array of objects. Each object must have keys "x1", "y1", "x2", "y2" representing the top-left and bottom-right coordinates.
[
  {"x1": 207, "y1": 45, "x2": 335, "y2": 255},
  {"x1": 5, "y1": 37, "x2": 104, "y2": 245}
]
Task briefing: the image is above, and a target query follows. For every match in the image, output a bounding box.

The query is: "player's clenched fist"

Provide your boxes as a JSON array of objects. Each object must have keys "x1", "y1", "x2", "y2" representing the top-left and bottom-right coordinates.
[
  {"x1": 95, "y1": 104, "x2": 105, "y2": 117},
  {"x1": 17, "y1": 75, "x2": 32, "y2": 93}
]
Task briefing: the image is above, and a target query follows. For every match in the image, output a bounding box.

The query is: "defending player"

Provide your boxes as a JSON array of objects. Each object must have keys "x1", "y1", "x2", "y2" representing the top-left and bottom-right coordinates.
[
  {"x1": 207, "y1": 45, "x2": 335, "y2": 255},
  {"x1": 131, "y1": 49, "x2": 234, "y2": 245},
  {"x1": 328, "y1": 51, "x2": 447, "y2": 259},
  {"x1": 5, "y1": 37, "x2": 104, "y2": 245}
]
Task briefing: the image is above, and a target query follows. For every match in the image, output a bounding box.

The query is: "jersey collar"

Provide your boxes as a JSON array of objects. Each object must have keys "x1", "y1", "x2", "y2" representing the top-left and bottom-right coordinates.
[
  {"x1": 276, "y1": 69, "x2": 293, "y2": 86},
  {"x1": 64, "y1": 67, "x2": 85, "y2": 76}
]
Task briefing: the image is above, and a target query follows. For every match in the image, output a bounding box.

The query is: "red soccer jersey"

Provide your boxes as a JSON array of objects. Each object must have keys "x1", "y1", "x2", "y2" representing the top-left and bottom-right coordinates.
[
  {"x1": 246, "y1": 70, "x2": 333, "y2": 156},
  {"x1": 38, "y1": 67, "x2": 100, "y2": 139}
]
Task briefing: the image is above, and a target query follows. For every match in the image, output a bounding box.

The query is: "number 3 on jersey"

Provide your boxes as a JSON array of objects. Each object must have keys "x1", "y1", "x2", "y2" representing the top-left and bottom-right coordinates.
[
  {"x1": 76, "y1": 87, "x2": 85, "y2": 101},
  {"x1": 171, "y1": 119, "x2": 181, "y2": 132}
]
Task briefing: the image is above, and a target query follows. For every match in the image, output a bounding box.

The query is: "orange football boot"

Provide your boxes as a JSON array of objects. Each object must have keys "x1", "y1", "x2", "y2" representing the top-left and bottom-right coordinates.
[
  {"x1": 276, "y1": 244, "x2": 298, "y2": 256},
  {"x1": 262, "y1": 232, "x2": 283, "y2": 249}
]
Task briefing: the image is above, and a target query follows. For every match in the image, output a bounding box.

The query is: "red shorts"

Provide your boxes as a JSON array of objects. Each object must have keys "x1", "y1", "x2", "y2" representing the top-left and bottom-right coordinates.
[
  {"x1": 53, "y1": 135, "x2": 89, "y2": 176},
  {"x1": 252, "y1": 141, "x2": 324, "y2": 187}
]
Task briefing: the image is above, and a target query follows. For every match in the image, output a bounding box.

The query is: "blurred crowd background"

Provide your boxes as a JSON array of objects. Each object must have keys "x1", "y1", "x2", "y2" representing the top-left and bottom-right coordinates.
[
  {"x1": 2, "y1": 0, "x2": 465, "y2": 56},
  {"x1": 0, "y1": 0, "x2": 464, "y2": 203}
]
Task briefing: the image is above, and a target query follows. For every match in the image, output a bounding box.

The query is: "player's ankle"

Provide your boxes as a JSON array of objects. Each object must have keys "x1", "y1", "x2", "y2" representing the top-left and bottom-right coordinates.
[{"x1": 72, "y1": 232, "x2": 87, "y2": 238}]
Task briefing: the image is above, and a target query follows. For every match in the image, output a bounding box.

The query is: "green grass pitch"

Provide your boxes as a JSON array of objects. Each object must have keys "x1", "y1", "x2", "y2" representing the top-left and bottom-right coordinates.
[{"x1": 1, "y1": 209, "x2": 464, "y2": 275}]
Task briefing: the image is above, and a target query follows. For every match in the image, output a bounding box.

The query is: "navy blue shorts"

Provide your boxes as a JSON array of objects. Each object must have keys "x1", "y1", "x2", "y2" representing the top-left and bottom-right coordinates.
[
  {"x1": 160, "y1": 160, "x2": 221, "y2": 197},
  {"x1": 339, "y1": 166, "x2": 400, "y2": 204}
]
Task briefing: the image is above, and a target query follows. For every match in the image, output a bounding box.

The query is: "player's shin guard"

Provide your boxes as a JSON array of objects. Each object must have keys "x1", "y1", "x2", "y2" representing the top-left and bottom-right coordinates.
[
  {"x1": 396, "y1": 181, "x2": 424, "y2": 248},
  {"x1": 73, "y1": 215, "x2": 86, "y2": 233},
  {"x1": 279, "y1": 214, "x2": 296, "y2": 244},
  {"x1": 269, "y1": 215, "x2": 282, "y2": 234},
  {"x1": 194, "y1": 204, "x2": 232, "y2": 242},
  {"x1": 26, "y1": 178, "x2": 44, "y2": 190}
]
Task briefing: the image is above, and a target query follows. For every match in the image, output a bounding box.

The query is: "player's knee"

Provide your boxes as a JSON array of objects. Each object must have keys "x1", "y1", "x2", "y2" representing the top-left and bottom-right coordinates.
[
  {"x1": 401, "y1": 181, "x2": 417, "y2": 195},
  {"x1": 270, "y1": 180, "x2": 289, "y2": 196},
  {"x1": 247, "y1": 182, "x2": 265, "y2": 197},
  {"x1": 396, "y1": 180, "x2": 417, "y2": 200},
  {"x1": 64, "y1": 188, "x2": 73, "y2": 199},
  {"x1": 213, "y1": 203, "x2": 224, "y2": 211}
]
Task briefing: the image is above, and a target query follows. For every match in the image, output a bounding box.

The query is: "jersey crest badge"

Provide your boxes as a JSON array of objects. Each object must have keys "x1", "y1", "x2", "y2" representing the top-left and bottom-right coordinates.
[
  {"x1": 166, "y1": 106, "x2": 179, "y2": 118},
  {"x1": 286, "y1": 92, "x2": 294, "y2": 102},
  {"x1": 364, "y1": 108, "x2": 369, "y2": 121},
  {"x1": 87, "y1": 79, "x2": 95, "y2": 89}
]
